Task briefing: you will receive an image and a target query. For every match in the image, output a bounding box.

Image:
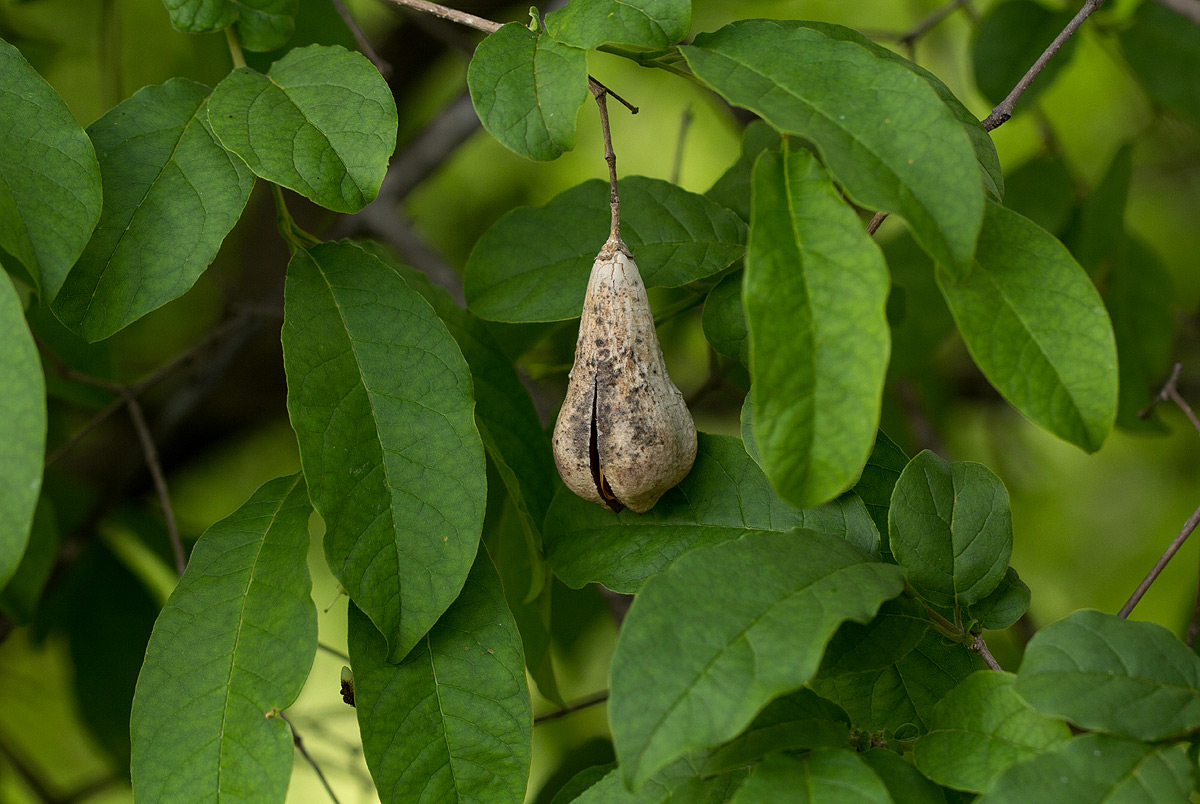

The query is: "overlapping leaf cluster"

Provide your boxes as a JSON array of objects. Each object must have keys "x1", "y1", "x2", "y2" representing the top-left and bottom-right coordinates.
[{"x1": 2, "y1": 0, "x2": 1199, "y2": 802}]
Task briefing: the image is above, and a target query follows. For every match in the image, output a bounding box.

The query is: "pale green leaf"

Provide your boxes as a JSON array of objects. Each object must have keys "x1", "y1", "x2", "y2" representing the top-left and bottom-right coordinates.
[
  {"x1": 282, "y1": 241, "x2": 485, "y2": 662},
  {"x1": 545, "y1": 0, "x2": 690, "y2": 50},
  {"x1": 746, "y1": 147, "x2": 889, "y2": 508},
  {"x1": 0, "y1": 39, "x2": 102, "y2": 301},
  {"x1": 914, "y1": 671, "x2": 1071, "y2": 793},
  {"x1": 543, "y1": 433, "x2": 879, "y2": 592},
  {"x1": 465, "y1": 176, "x2": 745, "y2": 322},
  {"x1": 130, "y1": 475, "x2": 315, "y2": 804},
  {"x1": 0, "y1": 272, "x2": 45, "y2": 591},
  {"x1": 681, "y1": 19, "x2": 983, "y2": 274},
  {"x1": 208, "y1": 45, "x2": 396, "y2": 212},
  {"x1": 467, "y1": 23, "x2": 588, "y2": 161},
  {"x1": 977, "y1": 734, "x2": 1193, "y2": 804},
  {"x1": 348, "y1": 551, "x2": 531, "y2": 804},
  {"x1": 52, "y1": 79, "x2": 254, "y2": 342},
  {"x1": 728, "y1": 750, "x2": 892, "y2": 804},
  {"x1": 610, "y1": 529, "x2": 904, "y2": 786},
  {"x1": 1014, "y1": 609, "x2": 1200, "y2": 741},
  {"x1": 889, "y1": 450, "x2": 1012, "y2": 609},
  {"x1": 937, "y1": 201, "x2": 1118, "y2": 452}
]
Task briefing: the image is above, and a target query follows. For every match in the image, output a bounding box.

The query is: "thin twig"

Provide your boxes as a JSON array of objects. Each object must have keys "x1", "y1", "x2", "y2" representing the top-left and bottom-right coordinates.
[
  {"x1": 534, "y1": 690, "x2": 609, "y2": 724},
  {"x1": 318, "y1": 641, "x2": 351, "y2": 662},
  {"x1": 865, "y1": 211, "x2": 889, "y2": 235},
  {"x1": 590, "y1": 78, "x2": 622, "y2": 241},
  {"x1": 329, "y1": 0, "x2": 393, "y2": 77},
  {"x1": 44, "y1": 396, "x2": 125, "y2": 467},
  {"x1": 670, "y1": 107, "x2": 693, "y2": 185},
  {"x1": 1139, "y1": 363, "x2": 1200, "y2": 435},
  {"x1": 1119, "y1": 501, "x2": 1200, "y2": 618},
  {"x1": 970, "y1": 635, "x2": 1003, "y2": 671},
  {"x1": 125, "y1": 393, "x2": 186, "y2": 577},
  {"x1": 899, "y1": 0, "x2": 973, "y2": 45},
  {"x1": 1153, "y1": 0, "x2": 1200, "y2": 25},
  {"x1": 981, "y1": 0, "x2": 1105, "y2": 131},
  {"x1": 380, "y1": 0, "x2": 500, "y2": 33},
  {"x1": 281, "y1": 713, "x2": 343, "y2": 804}
]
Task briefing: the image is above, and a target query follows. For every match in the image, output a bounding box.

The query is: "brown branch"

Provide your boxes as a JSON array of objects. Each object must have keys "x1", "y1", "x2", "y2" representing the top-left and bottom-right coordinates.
[
  {"x1": 329, "y1": 0, "x2": 392, "y2": 77},
  {"x1": 1119, "y1": 501, "x2": 1200, "y2": 618},
  {"x1": 534, "y1": 690, "x2": 609, "y2": 724},
  {"x1": 866, "y1": 0, "x2": 974, "y2": 47},
  {"x1": 124, "y1": 393, "x2": 186, "y2": 576},
  {"x1": 970, "y1": 635, "x2": 1003, "y2": 671},
  {"x1": 590, "y1": 78, "x2": 622, "y2": 242},
  {"x1": 1153, "y1": 0, "x2": 1200, "y2": 25},
  {"x1": 865, "y1": 211, "x2": 889, "y2": 235},
  {"x1": 981, "y1": 0, "x2": 1105, "y2": 131},
  {"x1": 1139, "y1": 362, "x2": 1200, "y2": 435},
  {"x1": 281, "y1": 713, "x2": 343, "y2": 804},
  {"x1": 379, "y1": 0, "x2": 501, "y2": 33}
]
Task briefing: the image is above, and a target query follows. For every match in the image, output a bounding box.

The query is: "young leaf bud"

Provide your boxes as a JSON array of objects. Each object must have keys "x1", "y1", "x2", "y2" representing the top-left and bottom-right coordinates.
[{"x1": 552, "y1": 238, "x2": 697, "y2": 513}]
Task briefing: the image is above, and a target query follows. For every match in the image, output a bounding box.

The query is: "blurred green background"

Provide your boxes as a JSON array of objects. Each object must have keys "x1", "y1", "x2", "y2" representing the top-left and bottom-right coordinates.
[{"x1": 2, "y1": 0, "x2": 1199, "y2": 801}]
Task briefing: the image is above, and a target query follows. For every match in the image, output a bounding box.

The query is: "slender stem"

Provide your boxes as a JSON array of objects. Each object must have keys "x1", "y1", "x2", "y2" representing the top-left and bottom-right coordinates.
[
  {"x1": 381, "y1": 0, "x2": 500, "y2": 33},
  {"x1": 534, "y1": 691, "x2": 609, "y2": 724},
  {"x1": 590, "y1": 79, "x2": 622, "y2": 242},
  {"x1": 981, "y1": 0, "x2": 1105, "y2": 131},
  {"x1": 44, "y1": 396, "x2": 125, "y2": 467},
  {"x1": 318, "y1": 641, "x2": 351, "y2": 662},
  {"x1": 899, "y1": 0, "x2": 973, "y2": 45},
  {"x1": 865, "y1": 211, "x2": 889, "y2": 235},
  {"x1": 271, "y1": 184, "x2": 320, "y2": 250},
  {"x1": 670, "y1": 107, "x2": 693, "y2": 185},
  {"x1": 329, "y1": 0, "x2": 392, "y2": 76},
  {"x1": 1140, "y1": 363, "x2": 1200, "y2": 436},
  {"x1": 224, "y1": 26, "x2": 246, "y2": 69},
  {"x1": 971, "y1": 635, "x2": 1003, "y2": 671},
  {"x1": 1119, "y1": 501, "x2": 1200, "y2": 618},
  {"x1": 281, "y1": 713, "x2": 343, "y2": 804},
  {"x1": 125, "y1": 394, "x2": 187, "y2": 577}
]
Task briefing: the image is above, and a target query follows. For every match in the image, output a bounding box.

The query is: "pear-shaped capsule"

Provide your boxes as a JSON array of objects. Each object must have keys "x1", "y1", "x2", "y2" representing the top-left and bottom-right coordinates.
[{"x1": 552, "y1": 238, "x2": 697, "y2": 514}]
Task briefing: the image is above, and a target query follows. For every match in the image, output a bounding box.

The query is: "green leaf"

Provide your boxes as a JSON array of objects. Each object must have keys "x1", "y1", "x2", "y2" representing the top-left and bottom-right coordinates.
[
  {"x1": 130, "y1": 475, "x2": 315, "y2": 804},
  {"x1": 465, "y1": 176, "x2": 746, "y2": 322},
  {"x1": 51, "y1": 79, "x2": 254, "y2": 342},
  {"x1": 914, "y1": 671, "x2": 1071, "y2": 793},
  {"x1": 889, "y1": 450, "x2": 1012, "y2": 610},
  {"x1": 1001, "y1": 154, "x2": 1076, "y2": 237},
  {"x1": 467, "y1": 23, "x2": 588, "y2": 162},
  {"x1": 348, "y1": 550, "x2": 532, "y2": 804},
  {"x1": 571, "y1": 759, "x2": 745, "y2": 804},
  {"x1": 972, "y1": 0, "x2": 1079, "y2": 112},
  {"x1": 705, "y1": 120, "x2": 781, "y2": 222},
  {"x1": 0, "y1": 497, "x2": 57, "y2": 623},
  {"x1": 543, "y1": 433, "x2": 879, "y2": 592},
  {"x1": 862, "y1": 749, "x2": 948, "y2": 804},
  {"x1": 161, "y1": 0, "x2": 297, "y2": 50},
  {"x1": 976, "y1": 734, "x2": 1193, "y2": 804},
  {"x1": 937, "y1": 201, "x2": 1118, "y2": 453},
  {"x1": 610, "y1": 529, "x2": 905, "y2": 786},
  {"x1": 0, "y1": 272, "x2": 45, "y2": 591},
  {"x1": 818, "y1": 597, "x2": 930, "y2": 677},
  {"x1": 967, "y1": 567, "x2": 1030, "y2": 631},
  {"x1": 545, "y1": 0, "x2": 689, "y2": 50},
  {"x1": 703, "y1": 690, "x2": 851, "y2": 775},
  {"x1": 208, "y1": 44, "x2": 396, "y2": 212},
  {"x1": 1120, "y1": 2, "x2": 1200, "y2": 131},
  {"x1": 745, "y1": 147, "x2": 890, "y2": 508},
  {"x1": 1014, "y1": 609, "x2": 1200, "y2": 741},
  {"x1": 1069, "y1": 145, "x2": 1132, "y2": 277},
  {"x1": 853, "y1": 430, "x2": 909, "y2": 542},
  {"x1": 1105, "y1": 237, "x2": 1175, "y2": 431},
  {"x1": 728, "y1": 750, "x2": 892, "y2": 804},
  {"x1": 681, "y1": 19, "x2": 983, "y2": 274},
  {"x1": 0, "y1": 39, "x2": 102, "y2": 301},
  {"x1": 282, "y1": 241, "x2": 486, "y2": 662},
  {"x1": 700, "y1": 271, "x2": 746, "y2": 362},
  {"x1": 812, "y1": 630, "x2": 984, "y2": 737}
]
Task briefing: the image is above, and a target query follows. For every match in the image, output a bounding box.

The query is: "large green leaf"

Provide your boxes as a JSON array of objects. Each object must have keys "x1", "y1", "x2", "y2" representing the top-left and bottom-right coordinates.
[
  {"x1": 1014, "y1": 609, "x2": 1200, "y2": 740},
  {"x1": 543, "y1": 433, "x2": 879, "y2": 592},
  {"x1": 967, "y1": 566, "x2": 1030, "y2": 631},
  {"x1": 703, "y1": 690, "x2": 851, "y2": 775},
  {"x1": 348, "y1": 551, "x2": 531, "y2": 804},
  {"x1": 52, "y1": 79, "x2": 254, "y2": 342},
  {"x1": 681, "y1": 19, "x2": 983, "y2": 275},
  {"x1": 545, "y1": 0, "x2": 690, "y2": 50},
  {"x1": 0, "y1": 39, "x2": 102, "y2": 301},
  {"x1": 745, "y1": 147, "x2": 889, "y2": 508},
  {"x1": 208, "y1": 44, "x2": 396, "y2": 212},
  {"x1": 853, "y1": 430, "x2": 908, "y2": 543},
  {"x1": 972, "y1": 0, "x2": 1079, "y2": 111},
  {"x1": 465, "y1": 176, "x2": 746, "y2": 322},
  {"x1": 728, "y1": 750, "x2": 892, "y2": 804},
  {"x1": 162, "y1": 0, "x2": 297, "y2": 50},
  {"x1": 811, "y1": 630, "x2": 983, "y2": 737},
  {"x1": 862, "y1": 749, "x2": 948, "y2": 804},
  {"x1": 889, "y1": 450, "x2": 1012, "y2": 610},
  {"x1": 282, "y1": 240, "x2": 486, "y2": 662},
  {"x1": 914, "y1": 671, "x2": 1071, "y2": 793},
  {"x1": 705, "y1": 120, "x2": 781, "y2": 222},
  {"x1": 467, "y1": 23, "x2": 588, "y2": 162},
  {"x1": 0, "y1": 272, "x2": 45, "y2": 591},
  {"x1": 817, "y1": 597, "x2": 929, "y2": 677},
  {"x1": 571, "y1": 759, "x2": 745, "y2": 804},
  {"x1": 976, "y1": 734, "x2": 1193, "y2": 804},
  {"x1": 1120, "y1": 2, "x2": 1200, "y2": 131},
  {"x1": 700, "y1": 271, "x2": 746, "y2": 362},
  {"x1": 130, "y1": 475, "x2": 315, "y2": 804},
  {"x1": 610, "y1": 529, "x2": 905, "y2": 786},
  {"x1": 937, "y1": 201, "x2": 1118, "y2": 452}
]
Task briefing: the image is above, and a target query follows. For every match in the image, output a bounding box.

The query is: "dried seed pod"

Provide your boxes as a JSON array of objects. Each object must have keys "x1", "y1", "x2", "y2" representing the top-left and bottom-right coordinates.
[{"x1": 552, "y1": 238, "x2": 697, "y2": 514}]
